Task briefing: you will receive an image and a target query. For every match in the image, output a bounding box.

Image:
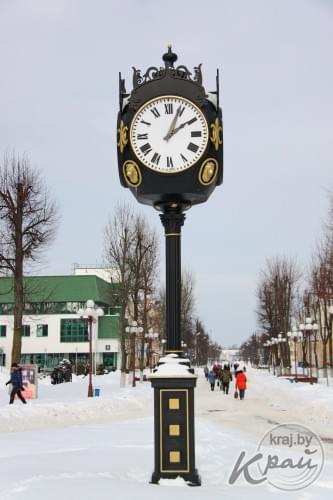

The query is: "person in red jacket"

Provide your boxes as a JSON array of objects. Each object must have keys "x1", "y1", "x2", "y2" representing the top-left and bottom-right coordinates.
[{"x1": 235, "y1": 369, "x2": 247, "y2": 400}]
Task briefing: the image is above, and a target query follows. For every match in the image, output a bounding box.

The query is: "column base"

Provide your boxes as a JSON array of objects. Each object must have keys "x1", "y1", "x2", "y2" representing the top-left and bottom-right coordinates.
[{"x1": 150, "y1": 469, "x2": 201, "y2": 486}]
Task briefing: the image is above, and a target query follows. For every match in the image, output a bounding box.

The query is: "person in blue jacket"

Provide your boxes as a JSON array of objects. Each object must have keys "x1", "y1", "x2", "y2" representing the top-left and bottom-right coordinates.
[
  {"x1": 208, "y1": 369, "x2": 216, "y2": 391},
  {"x1": 5, "y1": 363, "x2": 27, "y2": 404}
]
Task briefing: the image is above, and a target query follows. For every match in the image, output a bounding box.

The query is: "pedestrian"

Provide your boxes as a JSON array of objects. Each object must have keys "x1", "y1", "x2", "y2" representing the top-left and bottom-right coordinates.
[
  {"x1": 221, "y1": 364, "x2": 233, "y2": 394},
  {"x1": 5, "y1": 363, "x2": 27, "y2": 404},
  {"x1": 204, "y1": 365, "x2": 209, "y2": 380},
  {"x1": 235, "y1": 368, "x2": 247, "y2": 400},
  {"x1": 208, "y1": 369, "x2": 216, "y2": 391}
]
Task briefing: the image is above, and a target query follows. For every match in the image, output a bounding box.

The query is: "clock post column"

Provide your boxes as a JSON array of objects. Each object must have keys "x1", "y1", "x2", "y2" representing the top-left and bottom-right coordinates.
[{"x1": 160, "y1": 204, "x2": 185, "y2": 355}]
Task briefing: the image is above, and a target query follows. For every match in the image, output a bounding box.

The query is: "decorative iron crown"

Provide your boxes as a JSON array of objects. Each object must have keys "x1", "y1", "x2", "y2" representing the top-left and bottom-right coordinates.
[
  {"x1": 131, "y1": 46, "x2": 202, "y2": 89},
  {"x1": 119, "y1": 46, "x2": 220, "y2": 112}
]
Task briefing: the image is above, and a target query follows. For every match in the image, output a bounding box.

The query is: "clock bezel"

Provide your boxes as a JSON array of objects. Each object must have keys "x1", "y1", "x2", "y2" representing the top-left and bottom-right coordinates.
[{"x1": 129, "y1": 94, "x2": 209, "y2": 174}]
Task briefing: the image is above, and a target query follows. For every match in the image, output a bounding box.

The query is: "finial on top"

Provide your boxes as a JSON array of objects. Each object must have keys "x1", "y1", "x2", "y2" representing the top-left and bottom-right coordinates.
[{"x1": 163, "y1": 45, "x2": 178, "y2": 69}]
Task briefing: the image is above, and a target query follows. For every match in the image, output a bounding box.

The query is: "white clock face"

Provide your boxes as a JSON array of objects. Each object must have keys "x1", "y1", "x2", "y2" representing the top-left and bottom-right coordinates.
[{"x1": 130, "y1": 96, "x2": 208, "y2": 173}]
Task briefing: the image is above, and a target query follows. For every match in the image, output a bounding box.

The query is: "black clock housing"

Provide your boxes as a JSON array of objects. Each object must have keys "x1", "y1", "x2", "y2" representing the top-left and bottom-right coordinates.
[{"x1": 117, "y1": 48, "x2": 223, "y2": 209}]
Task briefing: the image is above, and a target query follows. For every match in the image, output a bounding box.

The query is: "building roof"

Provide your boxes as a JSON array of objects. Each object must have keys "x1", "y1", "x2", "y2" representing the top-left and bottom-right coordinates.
[{"x1": 0, "y1": 275, "x2": 118, "y2": 306}]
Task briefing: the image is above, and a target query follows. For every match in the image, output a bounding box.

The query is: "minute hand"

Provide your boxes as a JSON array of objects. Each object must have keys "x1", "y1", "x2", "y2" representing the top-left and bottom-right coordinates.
[
  {"x1": 163, "y1": 106, "x2": 181, "y2": 141},
  {"x1": 169, "y1": 118, "x2": 196, "y2": 138}
]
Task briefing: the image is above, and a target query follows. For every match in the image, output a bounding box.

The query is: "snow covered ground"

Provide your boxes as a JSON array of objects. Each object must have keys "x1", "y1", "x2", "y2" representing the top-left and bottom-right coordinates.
[{"x1": 0, "y1": 366, "x2": 333, "y2": 499}]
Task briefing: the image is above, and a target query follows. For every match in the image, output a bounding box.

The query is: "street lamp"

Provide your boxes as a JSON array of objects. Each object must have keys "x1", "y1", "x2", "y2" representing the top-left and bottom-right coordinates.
[
  {"x1": 263, "y1": 341, "x2": 271, "y2": 371},
  {"x1": 299, "y1": 318, "x2": 318, "y2": 384},
  {"x1": 287, "y1": 327, "x2": 302, "y2": 380},
  {"x1": 270, "y1": 337, "x2": 279, "y2": 375},
  {"x1": 160, "y1": 338, "x2": 167, "y2": 357},
  {"x1": 277, "y1": 333, "x2": 287, "y2": 375},
  {"x1": 78, "y1": 300, "x2": 104, "y2": 397},
  {"x1": 145, "y1": 328, "x2": 159, "y2": 371},
  {"x1": 75, "y1": 346, "x2": 78, "y2": 375},
  {"x1": 126, "y1": 320, "x2": 144, "y2": 386},
  {"x1": 329, "y1": 306, "x2": 333, "y2": 373},
  {"x1": 194, "y1": 332, "x2": 201, "y2": 366},
  {"x1": 181, "y1": 340, "x2": 187, "y2": 357}
]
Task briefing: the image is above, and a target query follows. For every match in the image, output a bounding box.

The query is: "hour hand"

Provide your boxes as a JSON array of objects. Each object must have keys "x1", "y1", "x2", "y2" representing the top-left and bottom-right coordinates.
[
  {"x1": 163, "y1": 106, "x2": 181, "y2": 141},
  {"x1": 168, "y1": 118, "x2": 193, "y2": 138}
]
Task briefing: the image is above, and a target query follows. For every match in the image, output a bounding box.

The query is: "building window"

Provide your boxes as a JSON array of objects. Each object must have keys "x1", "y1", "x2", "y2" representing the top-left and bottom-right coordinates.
[
  {"x1": 60, "y1": 319, "x2": 88, "y2": 342},
  {"x1": 22, "y1": 325, "x2": 31, "y2": 337},
  {"x1": 0, "y1": 325, "x2": 6, "y2": 337},
  {"x1": 37, "y1": 324, "x2": 48, "y2": 337}
]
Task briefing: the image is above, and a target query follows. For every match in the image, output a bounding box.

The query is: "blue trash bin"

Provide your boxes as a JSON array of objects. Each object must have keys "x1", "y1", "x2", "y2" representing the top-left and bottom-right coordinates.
[{"x1": 94, "y1": 387, "x2": 100, "y2": 397}]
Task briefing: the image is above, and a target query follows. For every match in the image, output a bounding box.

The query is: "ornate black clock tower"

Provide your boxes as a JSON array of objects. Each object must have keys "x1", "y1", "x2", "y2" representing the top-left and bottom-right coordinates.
[{"x1": 117, "y1": 47, "x2": 223, "y2": 486}]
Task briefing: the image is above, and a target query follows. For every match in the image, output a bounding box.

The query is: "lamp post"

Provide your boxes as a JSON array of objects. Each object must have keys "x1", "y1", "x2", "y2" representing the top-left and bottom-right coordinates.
[
  {"x1": 160, "y1": 338, "x2": 167, "y2": 357},
  {"x1": 307, "y1": 318, "x2": 318, "y2": 384},
  {"x1": 181, "y1": 340, "x2": 187, "y2": 357},
  {"x1": 75, "y1": 346, "x2": 78, "y2": 375},
  {"x1": 263, "y1": 341, "x2": 270, "y2": 371},
  {"x1": 287, "y1": 327, "x2": 302, "y2": 380},
  {"x1": 264, "y1": 340, "x2": 275, "y2": 372},
  {"x1": 44, "y1": 348, "x2": 47, "y2": 372},
  {"x1": 299, "y1": 318, "x2": 318, "y2": 384},
  {"x1": 194, "y1": 332, "x2": 201, "y2": 366},
  {"x1": 270, "y1": 337, "x2": 279, "y2": 375},
  {"x1": 277, "y1": 333, "x2": 287, "y2": 376},
  {"x1": 329, "y1": 306, "x2": 333, "y2": 374},
  {"x1": 126, "y1": 320, "x2": 144, "y2": 386},
  {"x1": 145, "y1": 328, "x2": 159, "y2": 371},
  {"x1": 78, "y1": 300, "x2": 104, "y2": 397}
]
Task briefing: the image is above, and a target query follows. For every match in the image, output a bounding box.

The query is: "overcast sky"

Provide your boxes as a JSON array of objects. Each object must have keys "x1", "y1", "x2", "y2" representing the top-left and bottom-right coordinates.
[{"x1": 0, "y1": 0, "x2": 332, "y2": 347}]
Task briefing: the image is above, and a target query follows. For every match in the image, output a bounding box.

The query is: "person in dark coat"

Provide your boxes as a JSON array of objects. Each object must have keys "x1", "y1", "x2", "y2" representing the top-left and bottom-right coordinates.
[
  {"x1": 220, "y1": 365, "x2": 233, "y2": 394},
  {"x1": 5, "y1": 363, "x2": 27, "y2": 404}
]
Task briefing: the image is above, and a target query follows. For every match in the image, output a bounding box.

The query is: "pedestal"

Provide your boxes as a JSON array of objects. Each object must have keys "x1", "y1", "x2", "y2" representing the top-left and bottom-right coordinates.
[{"x1": 150, "y1": 357, "x2": 201, "y2": 486}]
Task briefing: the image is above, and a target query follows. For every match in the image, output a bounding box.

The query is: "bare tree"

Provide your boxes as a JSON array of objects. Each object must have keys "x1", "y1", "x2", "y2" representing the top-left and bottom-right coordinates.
[
  {"x1": 128, "y1": 214, "x2": 159, "y2": 380},
  {"x1": 158, "y1": 269, "x2": 195, "y2": 353},
  {"x1": 136, "y1": 222, "x2": 159, "y2": 373},
  {"x1": 308, "y1": 192, "x2": 333, "y2": 367},
  {"x1": 0, "y1": 154, "x2": 58, "y2": 364},
  {"x1": 181, "y1": 269, "x2": 195, "y2": 346},
  {"x1": 104, "y1": 204, "x2": 159, "y2": 385},
  {"x1": 256, "y1": 257, "x2": 301, "y2": 368},
  {"x1": 194, "y1": 317, "x2": 210, "y2": 365},
  {"x1": 104, "y1": 204, "x2": 135, "y2": 383}
]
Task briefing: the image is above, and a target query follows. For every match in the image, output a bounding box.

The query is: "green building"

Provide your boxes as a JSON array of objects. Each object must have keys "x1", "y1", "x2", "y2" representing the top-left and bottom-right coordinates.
[{"x1": 0, "y1": 274, "x2": 120, "y2": 370}]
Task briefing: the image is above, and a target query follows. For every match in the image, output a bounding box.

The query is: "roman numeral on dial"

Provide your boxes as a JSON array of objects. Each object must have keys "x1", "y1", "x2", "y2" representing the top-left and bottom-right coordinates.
[
  {"x1": 167, "y1": 156, "x2": 174, "y2": 168},
  {"x1": 150, "y1": 107, "x2": 160, "y2": 118},
  {"x1": 187, "y1": 142, "x2": 199, "y2": 153},
  {"x1": 137, "y1": 133, "x2": 148, "y2": 140},
  {"x1": 151, "y1": 152, "x2": 161, "y2": 165},
  {"x1": 165, "y1": 103, "x2": 173, "y2": 114},
  {"x1": 140, "y1": 143, "x2": 152, "y2": 155}
]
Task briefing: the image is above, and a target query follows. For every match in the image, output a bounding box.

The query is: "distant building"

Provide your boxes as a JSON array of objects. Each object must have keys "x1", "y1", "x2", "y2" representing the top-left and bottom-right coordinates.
[
  {"x1": 0, "y1": 274, "x2": 120, "y2": 370},
  {"x1": 220, "y1": 348, "x2": 240, "y2": 364}
]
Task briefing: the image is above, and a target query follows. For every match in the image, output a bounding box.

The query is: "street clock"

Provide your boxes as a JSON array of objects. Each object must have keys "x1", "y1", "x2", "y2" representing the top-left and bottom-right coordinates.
[
  {"x1": 116, "y1": 47, "x2": 224, "y2": 487},
  {"x1": 117, "y1": 47, "x2": 223, "y2": 210}
]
